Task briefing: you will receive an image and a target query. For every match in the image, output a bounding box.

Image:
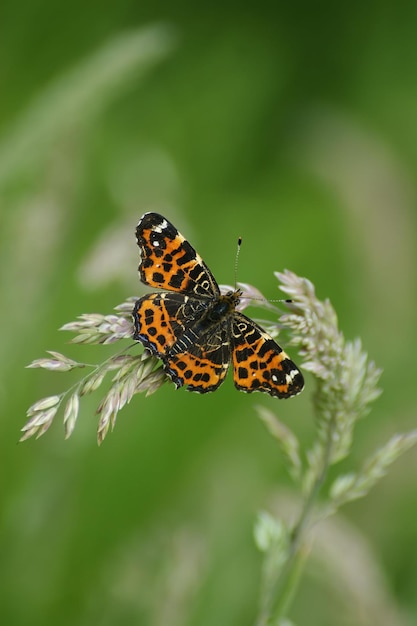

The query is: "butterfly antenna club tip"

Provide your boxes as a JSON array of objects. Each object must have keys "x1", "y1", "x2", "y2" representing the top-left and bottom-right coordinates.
[{"x1": 234, "y1": 236, "x2": 242, "y2": 289}]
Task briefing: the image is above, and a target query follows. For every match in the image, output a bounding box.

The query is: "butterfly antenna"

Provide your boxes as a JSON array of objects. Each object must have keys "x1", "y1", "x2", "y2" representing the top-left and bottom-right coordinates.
[
  {"x1": 234, "y1": 236, "x2": 242, "y2": 289},
  {"x1": 233, "y1": 236, "x2": 293, "y2": 306}
]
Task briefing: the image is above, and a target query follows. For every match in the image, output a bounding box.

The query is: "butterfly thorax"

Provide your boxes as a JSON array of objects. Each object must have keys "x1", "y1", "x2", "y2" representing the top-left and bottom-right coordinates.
[{"x1": 199, "y1": 289, "x2": 242, "y2": 327}]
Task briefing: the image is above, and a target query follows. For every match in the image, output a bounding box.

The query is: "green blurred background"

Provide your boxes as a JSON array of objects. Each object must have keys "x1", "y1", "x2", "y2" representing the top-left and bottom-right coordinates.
[{"x1": 1, "y1": 2, "x2": 416, "y2": 625}]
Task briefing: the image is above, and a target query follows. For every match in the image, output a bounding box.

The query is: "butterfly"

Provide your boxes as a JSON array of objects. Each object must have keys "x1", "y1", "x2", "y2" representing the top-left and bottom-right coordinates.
[{"x1": 132, "y1": 213, "x2": 304, "y2": 398}]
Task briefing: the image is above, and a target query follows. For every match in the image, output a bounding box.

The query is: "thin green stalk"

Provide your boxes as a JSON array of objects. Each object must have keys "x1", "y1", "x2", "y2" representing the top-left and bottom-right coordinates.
[{"x1": 267, "y1": 415, "x2": 337, "y2": 623}]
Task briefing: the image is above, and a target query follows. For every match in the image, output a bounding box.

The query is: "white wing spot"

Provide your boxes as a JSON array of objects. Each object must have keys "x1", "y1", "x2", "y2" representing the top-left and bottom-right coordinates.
[
  {"x1": 155, "y1": 219, "x2": 169, "y2": 233},
  {"x1": 287, "y1": 369, "x2": 299, "y2": 381}
]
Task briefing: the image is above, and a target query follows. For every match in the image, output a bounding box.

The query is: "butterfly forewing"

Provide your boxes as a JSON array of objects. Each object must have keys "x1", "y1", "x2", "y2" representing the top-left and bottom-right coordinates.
[
  {"x1": 231, "y1": 313, "x2": 304, "y2": 398},
  {"x1": 136, "y1": 212, "x2": 219, "y2": 298}
]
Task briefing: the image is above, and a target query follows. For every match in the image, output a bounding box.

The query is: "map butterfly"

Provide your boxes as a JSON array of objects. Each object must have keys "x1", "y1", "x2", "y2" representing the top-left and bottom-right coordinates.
[{"x1": 132, "y1": 213, "x2": 304, "y2": 398}]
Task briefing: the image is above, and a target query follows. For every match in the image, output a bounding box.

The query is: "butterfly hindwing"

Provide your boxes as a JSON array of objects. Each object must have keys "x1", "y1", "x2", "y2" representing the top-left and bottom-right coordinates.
[
  {"x1": 133, "y1": 292, "x2": 208, "y2": 356},
  {"x1": 164, "y1": 325, "x2": 230, "y2": 393},
  {"x1": 133, "y1": 291, "x2": 231, "y2": 392}
]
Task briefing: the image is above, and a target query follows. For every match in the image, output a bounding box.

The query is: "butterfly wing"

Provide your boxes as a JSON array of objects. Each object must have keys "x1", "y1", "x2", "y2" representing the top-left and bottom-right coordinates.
[
  {"x1": 133, "y1": 292, "x2": 208, "y2": 356},
  {"x1": 136, "y1": 212, "x2": 219, "y2": 298},
  {"x1": 133, "y1": 292, "x2": 230, "y2": 392},
  {"x1": 231, "y1": 312, "x2": 304, "y2": 398},
  {"x1": 165, "y1": 320, "x2": 230, "y2": 393}
]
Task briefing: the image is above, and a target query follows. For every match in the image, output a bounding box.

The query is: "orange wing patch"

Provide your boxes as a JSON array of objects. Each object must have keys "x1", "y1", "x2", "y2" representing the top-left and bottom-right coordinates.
[
  {"x1": 133, "y1": 294, "x2": 179, "y2": 356},
  {"x1": 164, "y1": 352, "x2": 229, "y2": 393}
]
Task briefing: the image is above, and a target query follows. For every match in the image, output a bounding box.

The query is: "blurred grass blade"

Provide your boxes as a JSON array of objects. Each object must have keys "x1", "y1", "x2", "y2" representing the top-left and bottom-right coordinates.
[
  {"x1": 256, "y1": 405, "x2": 302, "y2": 483},
  {"x1": 329, "y1": 430, "x2": 417, "y2": 507},
  {"x1": 0, "y1": 24, "x2": 176, "y2": 186}
]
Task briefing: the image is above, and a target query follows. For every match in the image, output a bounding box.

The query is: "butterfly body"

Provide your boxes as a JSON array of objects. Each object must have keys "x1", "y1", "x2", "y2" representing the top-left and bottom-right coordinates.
[{"x1": 133, "y1": 213, "x2": 304, "y2": 398}]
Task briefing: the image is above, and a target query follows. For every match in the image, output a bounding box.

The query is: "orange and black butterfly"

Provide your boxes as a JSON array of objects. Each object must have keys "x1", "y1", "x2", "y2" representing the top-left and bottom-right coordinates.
[{"x1": 133, "y1": 213, "x2": 304, "y2": 398}]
